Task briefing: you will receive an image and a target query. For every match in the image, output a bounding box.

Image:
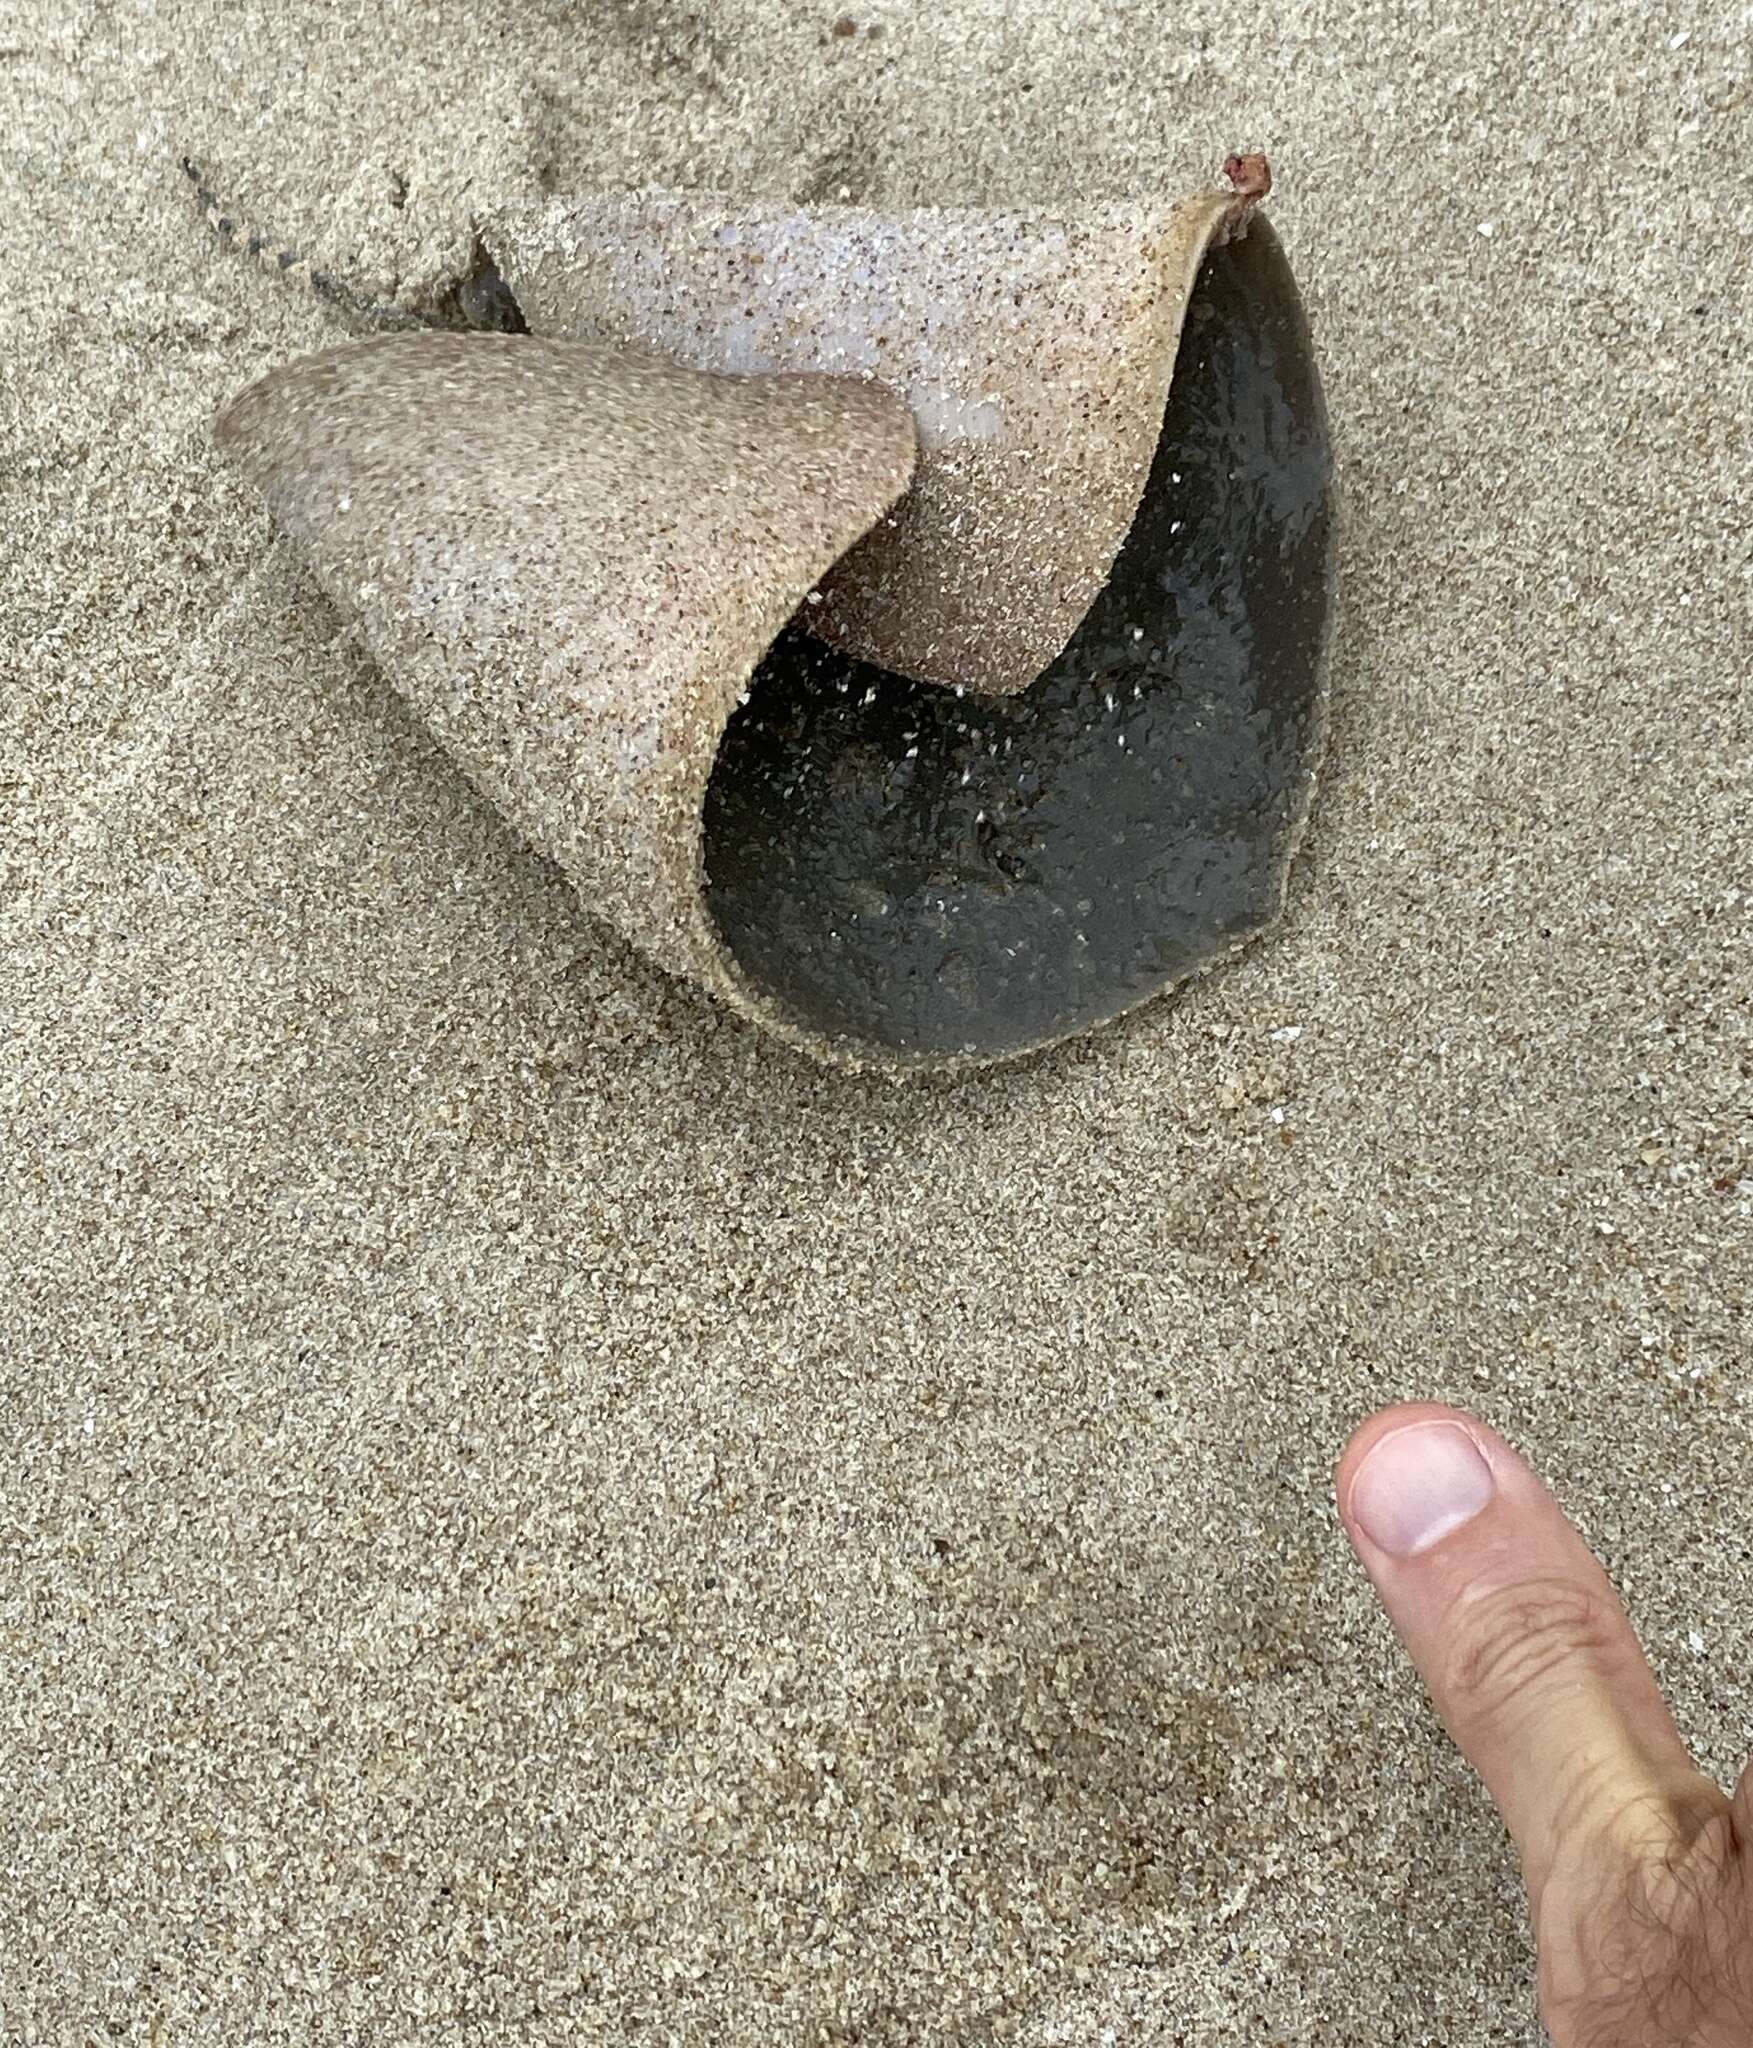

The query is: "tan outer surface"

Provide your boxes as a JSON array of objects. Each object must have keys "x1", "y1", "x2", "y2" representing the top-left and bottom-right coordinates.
[
  {"x1": 214, "y1": 332, "x2": 916, "y2": 1000},
  {"x1": 491, "y1": 190, "x2": 1239, "y2": 694}
]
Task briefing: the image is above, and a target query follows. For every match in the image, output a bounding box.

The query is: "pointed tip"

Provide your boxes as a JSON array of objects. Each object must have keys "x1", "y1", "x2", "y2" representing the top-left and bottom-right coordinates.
[{"x1": 1221, "y1": 152, "x2": 1273, "y2": 203}]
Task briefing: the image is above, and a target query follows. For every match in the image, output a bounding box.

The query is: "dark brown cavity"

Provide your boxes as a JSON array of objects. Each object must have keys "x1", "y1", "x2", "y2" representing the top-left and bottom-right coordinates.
[{"x1": 701, "y1": 219, "x2": 1334, "y2": 1063}]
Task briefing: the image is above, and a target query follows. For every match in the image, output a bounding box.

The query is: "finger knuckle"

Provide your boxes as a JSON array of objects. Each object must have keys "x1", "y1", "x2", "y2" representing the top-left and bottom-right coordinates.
[{"x1": 1444, "y1": 1574, "x2": 1624, "y2": 1721}]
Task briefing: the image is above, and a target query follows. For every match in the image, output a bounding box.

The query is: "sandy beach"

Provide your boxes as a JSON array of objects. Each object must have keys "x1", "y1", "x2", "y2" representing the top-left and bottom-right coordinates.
[{"x1": 3, "y1": 1, "x2": 1749, "y2": 2040}]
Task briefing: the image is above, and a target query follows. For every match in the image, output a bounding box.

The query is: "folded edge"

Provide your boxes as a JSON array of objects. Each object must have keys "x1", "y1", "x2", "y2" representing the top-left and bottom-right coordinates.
[
  {"x1": 485, "y1": 185, "x2": 1252, "y2": 696},
  {"x1": 214, "y1": 331, "x2": 917, "y2": 1025}
]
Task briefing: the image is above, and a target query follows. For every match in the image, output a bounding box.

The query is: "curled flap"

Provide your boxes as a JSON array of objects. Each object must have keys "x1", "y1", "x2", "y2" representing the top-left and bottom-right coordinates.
[
  {"x1": 487, "y1": 188, "x2": 1243, "y2": 695},
  {"x1": 216, "y1": 333, "x2": 917, "y2": 993}
]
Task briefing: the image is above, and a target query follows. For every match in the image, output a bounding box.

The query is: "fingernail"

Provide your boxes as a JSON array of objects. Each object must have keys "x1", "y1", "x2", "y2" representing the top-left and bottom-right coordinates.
[{"x1": 1348, "y1": 1421, "x2": 1496, "y2": 1557}]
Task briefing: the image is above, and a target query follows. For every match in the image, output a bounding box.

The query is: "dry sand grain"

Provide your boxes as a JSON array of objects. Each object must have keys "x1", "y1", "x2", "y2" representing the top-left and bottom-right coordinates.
[{"x1": 2, "y1": 2, "x2": 1749, "y2": 2042}]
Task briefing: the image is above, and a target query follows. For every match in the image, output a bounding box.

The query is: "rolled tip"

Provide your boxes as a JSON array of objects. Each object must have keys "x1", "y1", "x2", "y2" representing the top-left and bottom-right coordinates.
[{"x1": 1221, "y1": 151, "x2": 1273, "y2": 202}]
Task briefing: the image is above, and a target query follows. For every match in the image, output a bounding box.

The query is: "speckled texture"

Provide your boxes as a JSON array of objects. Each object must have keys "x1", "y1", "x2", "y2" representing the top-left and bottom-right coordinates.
[
  {"x1": 2, "y1": 2, "x2": 1749, "y2": 2045},
  {"x1": 214, "y1": 330, "x2": 916, "y2": 1023},
  {"x1": 492, "y1": 188, "x2": 1244, "y2": 693}
]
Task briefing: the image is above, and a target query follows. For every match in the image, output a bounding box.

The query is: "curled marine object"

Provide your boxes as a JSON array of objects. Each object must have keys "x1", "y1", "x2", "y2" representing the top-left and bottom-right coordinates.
[{"x1": 216, "y1": 157, "x2": 1335, "y2": 1071}]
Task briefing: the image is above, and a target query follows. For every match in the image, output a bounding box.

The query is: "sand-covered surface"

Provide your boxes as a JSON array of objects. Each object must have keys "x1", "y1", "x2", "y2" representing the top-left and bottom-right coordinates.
[{"x1": 3, "y1": 2, "x2": 1749, "y2": 2040}]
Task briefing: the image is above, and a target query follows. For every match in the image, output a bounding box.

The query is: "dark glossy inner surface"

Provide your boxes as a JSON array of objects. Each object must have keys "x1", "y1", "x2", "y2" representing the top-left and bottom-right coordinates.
[{"x1": 703, "y1": 219, "x2": 1333, "y2": 1060}]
